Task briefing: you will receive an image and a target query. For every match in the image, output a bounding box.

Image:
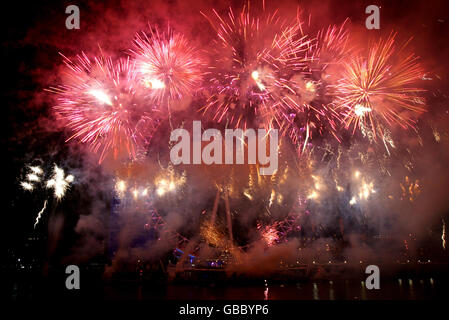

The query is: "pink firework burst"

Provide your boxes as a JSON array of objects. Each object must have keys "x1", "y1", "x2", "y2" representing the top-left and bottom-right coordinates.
[
  {"x1": 257, "y1": 222, "x2": 279, "y2": 247},
  {"x1": 50, "y1": 53, "x2": 159, "y2": 163},
  {"x1": 132, "y1": 27, "x2": 205, "y2": 106},
  {"x1": 201, "y1": 4, "x2": 312, "y2": 131},
  {"x1": 283, "y1": 22, "x2": 351, "y2": 152}
]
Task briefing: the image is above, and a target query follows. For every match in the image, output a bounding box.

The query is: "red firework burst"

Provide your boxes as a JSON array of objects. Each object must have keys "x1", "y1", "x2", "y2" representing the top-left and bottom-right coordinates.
[
  {"x1": 335, "y1": 33, "x2": 426, "y2": 140},
  {"x1": 49, "y1": 53, "x2": 159, "y2": 163},
  {"x1": 132, "y1": 27, "x2": 205, "y2": 105}
]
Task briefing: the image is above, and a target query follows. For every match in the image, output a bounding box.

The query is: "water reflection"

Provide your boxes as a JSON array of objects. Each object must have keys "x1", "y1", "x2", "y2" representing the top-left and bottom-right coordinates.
[
  {"x1": 329, "y1": 281, "x2": 335, "y2": 300},
  {"x1": 6, "y1": 277, "x2": 447, "y2": 300},
  {"x1": 360, "y1": 281, "x2": 366, "y2": 300},
  {"x1": 312, "y1": 282, "x2": 319, "y2": 300}
]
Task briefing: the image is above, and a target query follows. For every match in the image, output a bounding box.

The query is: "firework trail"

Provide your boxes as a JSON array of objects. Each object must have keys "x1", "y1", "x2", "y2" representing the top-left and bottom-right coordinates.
[
  {"x1": 49, "y1": 54, "x2": 159, "y2": 163},
  {"x1": 21, "y1": 164, "x2": 46, "y2": 228},
  {"x1": 20, "y1": 164, "x2": 74, "y2": 228},
  {"x1": 34, "y1": 200, "x2": 47, "y2": 229},
  {"x1": 201, "y1": 4, "x2": 312, "y2": 131},
  {"x1": 38, "y1": 165, "x2": 74, "y2": 228},
  {"x1": 335, "y1": 33, "x2": 426, "y2": 141}
]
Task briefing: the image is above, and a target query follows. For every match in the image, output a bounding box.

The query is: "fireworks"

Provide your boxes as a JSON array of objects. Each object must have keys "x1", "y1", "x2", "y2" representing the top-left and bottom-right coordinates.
[
  {"x1": 347, "y1": 170, "x2": 376, "y2": 206},
  {"x1": 242, "y1": 163, "x2": 289, "y2": 206},
  {"x1": 336, "y1": 34, "x2": 426, "y2": 140},
  {"x1": 36, "y1": 2, "x2": 440, "y2": 270},
  {"x1": 155, "y1": 179, "x2": 177, "y2": 196},
  {"x1": 154, "y1": 167, "x2": 186, "y2": 197},
  {"x1": 113, "y1": 165, "x2": 185, "y2": 199},
  {"x1": 132, "y1": 27, "x2": 204, "y2": 105},
  {"x1": 50, "y1": 54, "x2": 158, "y2": 163},
  {"x1": 306, "y1": 174, "x2": 325, "y2": 200},
  {"x1": 259, "y1": 223, "x2": 279, "y2": 247},
  {"x1": 21, "y1": 165, "x2": 44, "y2": 191},
  {"x1": 277, "y1": 22, "x2": 352, "y2": 152},
  {"x1": 21, "y1": 182, "x2": 34, "y2": 191},
  {"x1": 287, "y1": 22, "x2": 352, "y2": 151},
  {"x1": 46, "y1": 164, "x2": 75, "y2": 199},
  {"x1": 257, "y1": 216, "x2": 297, "y2": 247},
  {"x1": 115, "y1": 179, "x2": 127, "y2": 198},
  {"x1": 201, "y1": 220, "x2": 226, "y2": 248},
  {"x1": 201, "y1": 4, "x2": 311, "y2": 131},
  {"x1": 19, "y1": 163, "x2": 74, "y2": 228},
  {"x1": 311, "y1": 21, "x2": 351, "y2": 71},
  {"x1": 400, "y1": 176, "x2": 421, "y2": 202}
]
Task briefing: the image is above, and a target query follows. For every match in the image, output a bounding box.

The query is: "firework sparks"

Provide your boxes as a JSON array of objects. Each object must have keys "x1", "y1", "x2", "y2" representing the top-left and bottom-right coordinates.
[
  {"x1": 201, "y1": 4, "x2": 311, "y2": 131},
  {"x1": 46, "y1": 165, "x2": 74, "y2": 199},
  {"x1": 268, "y1": 189, "x2": 276, "y2": 207},
  {"x1": 132, "y1": 27, "x2": 204, "y2": 104},
  {"x1": 307, "y1": 190, "x2": 319, "y2": 200},
  {"x1": 156, "y1": 179, "x2": 175, "y2": 196},
  {"x1": 354, "y1": 104, "x2": 372, "y2": 117},
  {"x1": 154, "y1": 167, "x2": 186, "y2": 197},
  {"x1": 307, "y1": 175, "x2": 323, "y2": 200},
  {"x1": 26, "y1": 173, "x2": 40, "y2": 182},
  {"x1": 21, "y1": 165, "x2": 44, "y2": 191},
  {"x1": 20, "y1": 163, "x2": 73, "y2": 228},
  {"x1": 201, "y1": 220, "x2": 226, "y2": 248},
  {"x1": 311, "y1": 21, "x2": 351, "y2": 71},
  {"x1": 336, "y1": 34, "x2": 426, "y2": 140},
  {"x1": 258, "y1": 222, "x2": 280, "y2": 247},
  {"x1": 349, "y1": 170, "x2": 376, "y2": 205},
  {"x1": 115, "y1": 179, "x2": 127, "y2": 195},
  {"x1": 50, "y1": 54, "x2": 158, "y2": 162},
  {"x1": 283, "y1": 22, "x2": 352, "y2": 152},
  {"x1": 29, "y1": 166, "x2": 43, "y2": 175},
  {"x1": 21, "y1": 182, "x2": 34, "y2": 191}
]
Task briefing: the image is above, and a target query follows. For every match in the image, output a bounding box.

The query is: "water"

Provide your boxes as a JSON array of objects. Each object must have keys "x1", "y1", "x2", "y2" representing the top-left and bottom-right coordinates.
[
  {"x1": 97, "y1": 277, "x2": 447, "y2": 300},
  {"x1": 4, "y1": 269, "x2": 448, "y2": 300}
]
